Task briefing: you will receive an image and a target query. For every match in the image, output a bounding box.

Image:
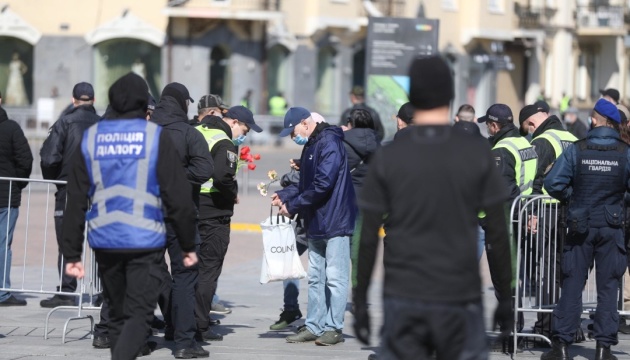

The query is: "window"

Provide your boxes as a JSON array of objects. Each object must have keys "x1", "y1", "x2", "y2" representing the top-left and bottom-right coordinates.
[
  {"x1": 488, "y1": 0, "x2": 504, "y2": 13},
  {"x1": 442, "y1": 0, "x2": 458, "y2": 11}
]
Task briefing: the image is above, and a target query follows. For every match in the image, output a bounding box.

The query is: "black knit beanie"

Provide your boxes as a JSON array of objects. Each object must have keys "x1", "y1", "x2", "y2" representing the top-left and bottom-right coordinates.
[{"x1": 408, "y1": 55, "x2": 454, "y2": 110}]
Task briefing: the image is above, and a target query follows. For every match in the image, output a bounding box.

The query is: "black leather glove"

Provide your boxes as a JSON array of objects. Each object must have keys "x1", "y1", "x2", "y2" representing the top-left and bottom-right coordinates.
[
  {"x1": 353, "y1": 291, "x2": 370, "y2": 345},
  {"x1": 493, "y1": 298, "x2": 514, "y2": 340}
]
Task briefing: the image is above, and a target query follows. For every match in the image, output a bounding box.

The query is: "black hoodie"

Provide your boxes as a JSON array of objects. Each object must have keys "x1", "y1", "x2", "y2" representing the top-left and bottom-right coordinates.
[
  {"x1": 151, "y1": 96, "x2": 214, "y2": 208},
  {"x1": 61, "y1": 73, "x2": 198, "y2": 261},
  {"x1": 342, "y1": 128, "x2": 379, "y2": 191}
]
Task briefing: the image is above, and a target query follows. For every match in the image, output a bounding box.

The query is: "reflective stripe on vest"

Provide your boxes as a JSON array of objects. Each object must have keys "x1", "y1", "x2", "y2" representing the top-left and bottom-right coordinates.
[
  {"x1": 83, "y1": 120, "x2": 165, "y2": 249},
  {"x1": 493, "y1": 137, "x2": 538, "y2": 196},
  {"x1": 197, "y1": 127, "x2": 231, "y2": 194},
  {"x1": 533, "y1": 129, "x2": 577, "y2": 201}
]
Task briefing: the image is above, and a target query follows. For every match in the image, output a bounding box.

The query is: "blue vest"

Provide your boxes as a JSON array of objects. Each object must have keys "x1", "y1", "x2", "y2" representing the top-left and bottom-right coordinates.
[
  {"x1": 80, "y1": 119, "x2": 166, "y2": 250},
  {"x1": 572, "y1": 139, "x2": 628, "y2": 228}
]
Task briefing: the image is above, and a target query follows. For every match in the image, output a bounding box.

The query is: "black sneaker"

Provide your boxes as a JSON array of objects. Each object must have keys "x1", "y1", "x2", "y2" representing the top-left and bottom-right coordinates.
[
  {"x1": 0, "y1": 295, "x2": 26, "y2": 306},
  {"x1": 151, "y1": 316, "x2": 166, "y2": 330},
  {"x1": 195, "y1": 329, "x2": 223, "y2": 342},
  {"x1": 270, "y1": 309, "x2": 303, "y2": 331},
  {"x1": 92, "y1": 335, "x2": 110, "y2": 349},
  {"x1": 40, "y1": 295, "x2": 75, "y2": 308},
  {"x1": 174, "y1": 344, "x2": 210, "y2": 359}
]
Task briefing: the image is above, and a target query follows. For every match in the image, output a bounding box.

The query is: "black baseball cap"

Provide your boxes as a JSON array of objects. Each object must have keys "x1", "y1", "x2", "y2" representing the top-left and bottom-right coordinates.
[
  {"x1": 198, "y1": 94, "x2": 229, "y2": 111},
  {"x1": 477, "y1": 104, "x2": 513, "y2": 124},
  {"x1": 533, "y1": 100, "x2": 550, "y2": 113},
  {"x1": 147, "y1": 93, "x2": 156, "y2": 111},
  {"x1": 600, "y1": 88, "x2": 620, "y2": 104},
  {"x1": 163, "y1": 82, "x2": 194, "y2": 103},
  {"x1": 397, "y1": 102, "x2": 415, "y2": 124},
  {"x1": 73, "y1": 82, "x2": 94, "y2": 101},
  {"x1": 224, "y1": 105, "x2": 262, "y2": 133},
  {"x1": 280, "y1": 107, "x2": 311, "y2": 137}
]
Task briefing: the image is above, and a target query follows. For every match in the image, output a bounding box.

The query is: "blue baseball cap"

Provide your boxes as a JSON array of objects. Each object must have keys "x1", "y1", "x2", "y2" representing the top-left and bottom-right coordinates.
[
  {"x1": 225, "y1": 105, "x2": 262, "y2": 132},
  {"x1": 280, "y1": 107, "x2": 311, "y2": 137},
  {"x1": 594, "y1": 98, "x2": 621, "y2": 123},
  {"x1": 477, "y1": 103, "x2": 513, "y2": 124},
  {"x1": 72, "y1": 82, "x2": 94, "y2": 100}
]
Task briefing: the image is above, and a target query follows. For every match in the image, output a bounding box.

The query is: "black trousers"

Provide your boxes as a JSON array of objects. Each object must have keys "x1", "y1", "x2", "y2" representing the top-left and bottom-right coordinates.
[
  {"x1": 194, "y1": 216, "x2": 230, "y2": 332},
  {"x1": 166, "y1": 222, "x2": 199, "y2": 349},
  {"x1": 379, "y1": 297, "x2": 487, "y2": 360},
  {"x1": 54, "y1": 188, "x2": 76, "y2": 293},
  {"x1": 96, "y1": 250, "x2": 162, "y2": 360}
]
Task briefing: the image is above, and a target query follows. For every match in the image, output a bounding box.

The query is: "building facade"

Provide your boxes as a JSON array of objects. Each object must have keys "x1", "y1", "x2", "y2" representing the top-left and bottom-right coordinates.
[{"x1": 0, "y1": 0, "x2": 628, "y2": 132}]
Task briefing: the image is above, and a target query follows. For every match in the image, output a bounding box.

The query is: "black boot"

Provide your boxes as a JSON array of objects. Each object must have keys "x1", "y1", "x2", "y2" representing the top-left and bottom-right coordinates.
[
  {"x1": 594, "y1": 342, "x2": 617, "y2": 360},
  {"x1": 540, "y1": 339, "x2": 569, "y2": 360}
]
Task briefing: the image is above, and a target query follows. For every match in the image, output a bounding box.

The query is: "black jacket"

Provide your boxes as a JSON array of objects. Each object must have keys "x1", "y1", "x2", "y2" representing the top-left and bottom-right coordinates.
[
  {"x1": 339, "y1": 103, "x2": 384, "y2": 142},
  {"x1": 489, "y1": 123, "x2": 523, "y2": 202},
  {"x1": 342, "y1": 128, "x2": 379, "y2": 191},
  {"x1": 531, "y1": 115, "x2": 567, "y2": 194},
  {"x1": 453, "y1": 121, "x2": 481, "y2": 136},
  {"x1": 0, "y1": 107, "x2": 33, "y2": 207},
  {"x1": 150, "y1": 96, "x2": 214, "y2": 208},
  {"x1": 40, "y1": 104, "x2": 100, "y2": 188},
  {"x1": 566, "y1": 118, "x2": 588, "y2": 140},
  {"x1": 198, "y1": 116, "x2": 238, "y2": 219}
]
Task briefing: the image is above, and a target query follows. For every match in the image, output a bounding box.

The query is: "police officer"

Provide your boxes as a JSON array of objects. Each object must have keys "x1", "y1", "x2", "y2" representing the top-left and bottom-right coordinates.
[
  {"x1": 40, "y1": 82, "x2": 100, "y2": 308},
  {"x1": 520, "y1": 103, "x2": 578, "y2": 339},
  {"x1": 60, "y1": 73, "x2": 201, "y2": 359},
  {"x1": 269, "y1": 91, "x2": 288, "y2": 116},
  {"x1": 479, "y1": 104, "x2": 537, "y2": 201},
  {"x1": 194, "y1": 105, "x2": 262, "y2": 341},
  {"x1": 150, "y1": 83, "x2": 213, "y2": 357},
  {"x1": 541, "y1": 99, "x2": 630, "y2": 360}
]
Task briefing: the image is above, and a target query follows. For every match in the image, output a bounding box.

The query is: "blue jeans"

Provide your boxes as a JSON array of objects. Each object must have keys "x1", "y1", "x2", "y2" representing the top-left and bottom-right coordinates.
[
  {"x1": 283, "y1": 242, "x2": 308, "y2": 311},
  {"x1": 305, "y1": 236, "x2": 350, "y2": 336},
  {"x1": 477, "y1": 226, "x2": 485, "y2": 261},
  {"x1": 0, "y1": 207, "x2": 19, "y2": 302}
]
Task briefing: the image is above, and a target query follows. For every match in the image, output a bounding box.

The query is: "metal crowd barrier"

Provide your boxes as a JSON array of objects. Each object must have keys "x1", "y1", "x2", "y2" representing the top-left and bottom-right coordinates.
[
  {"x1": 510, "y1": 195, "x2": 628, "y2": 352},
  {"x1": 0, "y1": 177, "x2": 101, "y2": 343}
]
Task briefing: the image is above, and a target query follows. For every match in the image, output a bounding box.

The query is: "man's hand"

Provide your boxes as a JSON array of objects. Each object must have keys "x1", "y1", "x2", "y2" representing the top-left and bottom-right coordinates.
[
  {"x1": 493, "y1": 298, "x2": 514, "y2": 340},
  {"x1": 527, "y1": 215, "x2": 538, "y2": 234},
  {"x1": 353, "y1": 300, "x2": 371, "y2": 345},
  {"x1": 183, "y1": 252, "x2": 198, "y2": 267},
  {"x1": 278, "y1": 204, "x2": 291, "y2": 217},
  {"x1": 65, "y1": 262, "x2": 85, "y2": 279},
  {"x1": 289, "y1": 159, "x2": 300, "y2": 171},
  {"x1": 235, "y1": 195, "x2": 240, "y2": 205},
  {"x1": 271, "y1": 193, "x2": 283, "y2": 207}
]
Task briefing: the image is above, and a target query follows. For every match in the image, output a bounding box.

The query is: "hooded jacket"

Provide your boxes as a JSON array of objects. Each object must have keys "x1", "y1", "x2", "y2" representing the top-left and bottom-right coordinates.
[
  {"x1": 40, "y1": 104, "x2": 100, "y2": 187},
  {"x1": 61, "y1": 73, "x2": 197, "y2": 261},
  {"x1": 151, "y1": 96, "x2": 213, "y2": 208},
  {"x1": 276, "y1": 123, "x2": 357, "y2": 240},
  {"x1": 342, "y1": 128, "x2": 379, "y2": 191},
  {"x1": 0, "y1": 106, "x2": 33, "y2": 208},
  {"x1": 197, "y1": 116, "x2": 238, "y2": 219},
  {"x1": 531, "y1": 115, "x2": 572, "y2": 194}
]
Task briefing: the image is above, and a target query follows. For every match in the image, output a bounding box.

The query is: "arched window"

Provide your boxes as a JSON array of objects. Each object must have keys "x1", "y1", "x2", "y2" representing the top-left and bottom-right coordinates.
[
  {"x1": 210, "y1": 45, "x2": 231, "y2": 104},
  {"x1": 0, "y1": 36, "x2": 33, "y2": 106},
  {"x1": 94, "y1": 39, "x2": 161, "y2": 104},
  {"x1": 316, "y1": 46, "x2": 337, "y2": 115}
]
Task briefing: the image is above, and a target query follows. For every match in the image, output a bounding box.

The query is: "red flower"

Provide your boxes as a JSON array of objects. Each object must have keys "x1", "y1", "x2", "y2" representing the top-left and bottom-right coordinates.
[
  {"x1": 247, "y1": 163, "x2": 256, "y2": 170},
  {"x1": 240, "y1": 146, "x2": 251, "y2": 156},
  {"x1": 254, "y1": 154, "x2": 261, "y2": 160},
  {"x1": 245, "y1": 154, "x2": 254, "y2": 162}
]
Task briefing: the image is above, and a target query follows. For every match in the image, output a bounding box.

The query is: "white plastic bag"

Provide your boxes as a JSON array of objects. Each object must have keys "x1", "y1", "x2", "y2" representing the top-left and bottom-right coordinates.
[{"x1": 260, "y1": 212, "x2": 306, "y2": 284}]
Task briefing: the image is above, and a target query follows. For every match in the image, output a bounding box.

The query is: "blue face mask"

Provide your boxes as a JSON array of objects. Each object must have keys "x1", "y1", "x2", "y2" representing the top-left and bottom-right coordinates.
[
  {"x1": 233, "y1": 134, "x2": 247, "y2": 146},
  {"x1": 293, "y1": 135, "x2": 308, "y2": 146}
]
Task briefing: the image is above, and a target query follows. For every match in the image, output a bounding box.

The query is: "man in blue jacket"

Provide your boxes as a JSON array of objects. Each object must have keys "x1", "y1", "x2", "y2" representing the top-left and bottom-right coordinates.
[
  {"x1": 272, "y1": 107, "x2": 357, "y2": 346},
  {"x1": 542, "y1": 99, "x2": 630, "y2": 360}
]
